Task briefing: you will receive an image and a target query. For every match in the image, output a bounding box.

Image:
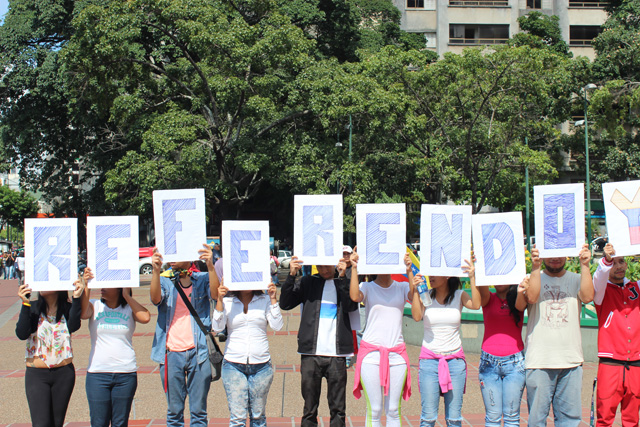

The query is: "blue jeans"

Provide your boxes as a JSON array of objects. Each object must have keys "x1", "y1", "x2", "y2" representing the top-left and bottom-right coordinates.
[
  {"x1": 419, "y1": 358, "x2": 466, "y2": 427},
  {"x1": 526, "y1": 366, "x2": 583, "y2": 427},
  {"x1": 86, "y1": 372, "x2": 138, "y2": 427},
  {"x1": 478, "y1": 351, "x2": 525, "y2": 427},
  {"x1": 160, "y1": 348, "x2": 212, "y2": 427},
  {"x1": 222, "y1": 359, "x2": 274, "y2": 427}
]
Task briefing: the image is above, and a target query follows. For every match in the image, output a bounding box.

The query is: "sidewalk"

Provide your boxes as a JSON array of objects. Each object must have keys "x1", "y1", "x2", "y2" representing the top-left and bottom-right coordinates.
[{"x1": 0, "y1": 279, "x2": 603, "y2": 426}]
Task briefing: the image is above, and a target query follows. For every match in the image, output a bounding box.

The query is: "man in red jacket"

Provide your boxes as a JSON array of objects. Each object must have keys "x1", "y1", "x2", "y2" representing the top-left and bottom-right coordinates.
[{"x1": 592, "y1": 243, "x2": 640, "y2": 427}]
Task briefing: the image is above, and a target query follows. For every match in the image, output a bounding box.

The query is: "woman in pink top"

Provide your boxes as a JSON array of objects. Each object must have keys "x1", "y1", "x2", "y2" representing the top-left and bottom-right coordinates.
[{"x1": 477, "y1": 276, "x2": 529, "y2": 427}]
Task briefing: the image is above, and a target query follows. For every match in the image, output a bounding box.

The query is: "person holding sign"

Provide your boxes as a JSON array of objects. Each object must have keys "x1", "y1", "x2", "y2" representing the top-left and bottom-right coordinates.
[
  {"x1": 279, "y1": 256, "x2": 358, "y2": 427},
  {"x1": 79, "y1": 268, "x2": 151, "y2": 427},
  {"x1": 349, "y1": 248, "x2": 415, "y2": 427},
  {"x1": 212, "y1": 280, "x2": 283, "y2": 427},
  {"x1": 149, "y1": 244, "x2": 219, "y2": 427},
  {"x1": 591, "y1": 243, "x2": 640, "y2": 427},
  {"x1": 15, "y1": 277, "x2": 86, "y2": 427},
  {"x1": 476, "y1": 274, "x2": 530, "y2": 427},
  {"x1": 524, "y1": 244, "x2": 593, "y2": 427},
  {"x1": 410, "y1": 259, "x2": 481, "y2": 427}
]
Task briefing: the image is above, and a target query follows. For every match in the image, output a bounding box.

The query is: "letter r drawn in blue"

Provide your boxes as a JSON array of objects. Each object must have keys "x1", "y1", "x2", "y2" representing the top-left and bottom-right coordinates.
[
  {"x1": 302, "y1": 205, "x2": 334, "y2": 257},
  {"x1": 33, "y1": 226, "x2": 72, "y2": 281}
]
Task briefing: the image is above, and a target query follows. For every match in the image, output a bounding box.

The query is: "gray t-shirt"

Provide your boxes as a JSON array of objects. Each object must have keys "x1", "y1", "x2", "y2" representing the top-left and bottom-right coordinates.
[{"x1": 525, "y1": 270, "x2": 584, "y2": 369}]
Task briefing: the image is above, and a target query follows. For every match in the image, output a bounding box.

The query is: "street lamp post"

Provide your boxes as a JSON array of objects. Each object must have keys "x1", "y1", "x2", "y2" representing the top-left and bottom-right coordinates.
[
  {"x1": 525, "y1": 136, "x2": 531, "y2": 253},
  {"x1": 574, "y1": 83, "x2": 597, "y2": 246}
]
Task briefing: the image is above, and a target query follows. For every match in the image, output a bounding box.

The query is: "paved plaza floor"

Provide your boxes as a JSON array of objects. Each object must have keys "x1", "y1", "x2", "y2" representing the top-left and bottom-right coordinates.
[{"x1": 0, "y1": 278, "x2": 607, "y2": 426}]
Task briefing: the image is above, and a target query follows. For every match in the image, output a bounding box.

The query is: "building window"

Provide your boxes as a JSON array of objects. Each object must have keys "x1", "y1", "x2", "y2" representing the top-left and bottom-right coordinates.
[
  {"x1": 449, "y1": 24, "x2": 510, "y2": 45},
  {"x1": 569, "y1": 25, "x2": 602, "y2": 46},
  {"x1": 407, "y1": 0, "x2": 425, "y2": 8},
  {"x1": 449, "y1": 0, "x2": 508, "y2": 6},
  {"x1": 568, "y1": 0, "x2": 608, "y2": 7},
  {"x1": 526, "y1": 0, "x2": 541, "y2": 8}
]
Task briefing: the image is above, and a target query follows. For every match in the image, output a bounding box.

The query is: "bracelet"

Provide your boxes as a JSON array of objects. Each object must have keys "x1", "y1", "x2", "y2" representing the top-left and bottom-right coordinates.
[{"x1": 22, "y1": 302, "x2": 31, "y2": 307}]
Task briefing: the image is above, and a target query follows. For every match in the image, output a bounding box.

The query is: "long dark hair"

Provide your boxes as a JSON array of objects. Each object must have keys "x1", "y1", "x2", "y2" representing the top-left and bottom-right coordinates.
[
  {"x1": 505, "y1": 285, "x2": 522, "y2": 326},
  {"x1": 101, "y1": 288, "x2": 128, "y2": 308},
  {"x1": 38, "y1": 291, "x2": 69, "y2": 323},
  {"x1": 430, "y1": 277, "x2": 461, "y2": 305}
]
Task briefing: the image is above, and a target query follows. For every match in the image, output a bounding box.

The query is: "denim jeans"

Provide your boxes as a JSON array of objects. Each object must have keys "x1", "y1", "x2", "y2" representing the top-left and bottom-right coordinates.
[
  {"x1": 160, "y1": 348, "x2": 212, "y2": 427},
  {"x1": 526, "y1": 366, "x2": 583, "y2": 427},
  {"x1": 86, "y1": 372, "x2": 138, "y2": 427},
  {"x1": 222, "y1": 359, "x2": 274, "y2": 427},
  {"x1": 478, "y1": 351, "x2": 525, "y2": 427},
  {"x1": 419, "y1": 358, "x2": 466, "y2": 427}
]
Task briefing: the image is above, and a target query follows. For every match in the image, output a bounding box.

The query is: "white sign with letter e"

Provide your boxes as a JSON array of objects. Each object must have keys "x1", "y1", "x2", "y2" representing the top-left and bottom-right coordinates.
[
  {"x1": 153, "y1": 189, "x2": 206, "y2": 263},
  {"x1": 472, "y1": 212, "x2": 526, "y2": 286},
  {"x1": 24, "y1": 218, "x2": 78, "y2": 291},
  {"x1": 421, "y1": 204, "x2": 472, "y2": 277},
  {"x1": 293, "y1": 195, "x2": 343, "y2": 266},
  {"x1": 355, "y1": 203, "x2": 406, "y2": 274},
  {"x1": 534, "y1": 183, "x2": 584, "y2": 258},
  {"x1": 222, "y1": 220, "x2": 270, "y2": 291},
  {"x1": 87, "y1": 216, "x2": 140, "y2": 289}
]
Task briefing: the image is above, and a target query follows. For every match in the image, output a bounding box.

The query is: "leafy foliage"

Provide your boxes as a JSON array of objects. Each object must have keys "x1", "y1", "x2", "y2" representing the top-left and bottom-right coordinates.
[{"x1": 0, "y1": 185, "x2": 39, "y2": 229}]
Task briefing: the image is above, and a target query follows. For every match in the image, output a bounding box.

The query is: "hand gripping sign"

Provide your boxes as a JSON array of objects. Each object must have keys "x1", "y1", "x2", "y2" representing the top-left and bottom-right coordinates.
[
  {"x1": 420, "y1": 204, "x2": 472, "y2": 277},
  {"x1": 24, "y1": 218, "x2": 78, "y2": 291},
  {"x1": 293, "y1": 195, "x2": 343, "y2": 266},
  {"x1": 87, "y1": 216, "x2": 139, "y2": 289},
  {"x1": 603, "y1": 180, "x2": 640, "y2": 256},
  {"x1": 472, "y1": 212, "x2": 526, "y2": 286},
  {"x1": 355, "y1": 203, "x2": 406, "y2": 274},
  {"x1": 222, "y1": 220, "x2": 270, "y2": 290},
  {"x1": 153, "y1": 189, "x2": 207, "y2": 263},
  {"x1": 534, "y1": 183, "x2": 585, "y2": 258}
]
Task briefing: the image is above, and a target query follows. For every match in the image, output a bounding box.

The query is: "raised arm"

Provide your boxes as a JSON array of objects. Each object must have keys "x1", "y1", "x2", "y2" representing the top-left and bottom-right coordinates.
[
  {"x1": 461, "y1": 258, "x2": 481, "y2": 310},
  {"x1": 124, "y1": 288, "x2": 150, "y2": 324},
  {"x1": 526, "y1": 246, "x2": 542, "y2": 304},
  {"x1": 404, "y1": 252, "x2": 416, "y2": 301},
  {"x1": 150, "y1": 249, "x2": 164, "y2": 305},
  {"x1": 80, "y1": 267, "x2": 94, "y2": 319},
  {"x1": 199, "y1": 243, "x2": 220, "y2": 300},
  {"x1": 279, "y1": 256, "x2": 303, "y2": 310},
  {"x1": 515, "y1": 276, "x2": 529, "y2": 311},
  {"x1": 266, "y1": 282, "x2": 284, "y2": 331},
  {"x1": 577, "y1": 243, "x2": 594, "y2": 304},
  {"x1": 349, "y1": 249, "x2": 364, "y2": 303},
  {"x1": 593, "y1": 243, "x2": 614, "y2": 305},
  {"x1": 212, "y1": 283, "x2": 228, "y2": 333},
  {"x1": 411, "y1": 274, "x2": 425, "y2": 321}
]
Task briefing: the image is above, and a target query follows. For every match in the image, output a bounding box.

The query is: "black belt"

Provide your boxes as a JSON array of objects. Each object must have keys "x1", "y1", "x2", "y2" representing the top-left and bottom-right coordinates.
[{"x1": 599, "y1": 357, "x2": 640, "y2": 368}]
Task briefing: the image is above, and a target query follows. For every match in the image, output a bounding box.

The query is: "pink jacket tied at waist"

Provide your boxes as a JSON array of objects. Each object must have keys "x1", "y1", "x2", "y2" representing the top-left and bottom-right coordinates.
[
  {"x1": 420, "y1": 346, "x2": 466, "y2": 394},
  {"x1": 353, "y1": 340, "x2": 412, "y2": 401}
]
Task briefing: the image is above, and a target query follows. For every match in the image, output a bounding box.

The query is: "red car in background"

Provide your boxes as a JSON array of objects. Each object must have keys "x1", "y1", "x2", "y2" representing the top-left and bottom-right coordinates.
[{"x1": 139, "y1": 247, "x2": 154, "y2": 258}]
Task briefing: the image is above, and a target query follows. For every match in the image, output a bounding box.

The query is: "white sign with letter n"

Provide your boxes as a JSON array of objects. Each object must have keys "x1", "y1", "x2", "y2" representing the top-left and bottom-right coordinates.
[
  {"x1": 355, "y1": 203, "x2": 406, "y2": 274},
  {"x1": 222, "y1": 220, "x2": 270, "y2": 291},
  {"x1": 24, "y1": 218, "x2": 78, "y2": 291},
  {"x1": 153, "y1": 189, "x2": 206, "y2": 263},
  {"x1": 87, "y1": 216, "x2": 139, "y2": 289},
  {"x1": 293, "y1": 195, "x2": 343, "y2": 266},
  {"x1": 472, "y1": 212, "x2": 526, "y2": 287},
  {"x1": 421, "y1": 204, "x2": 472, "y2": 277}
]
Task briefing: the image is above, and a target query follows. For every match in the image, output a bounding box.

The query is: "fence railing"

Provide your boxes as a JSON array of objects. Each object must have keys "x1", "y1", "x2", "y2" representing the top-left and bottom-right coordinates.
[
  {"x1": 569, "y1": 39, "x2": 594, "y2": 46},
  {"x1": 449, "y1": 37, "x2": 509, "y2": 45},
  {"x1": 449, "y1": 0, "x2": 509, "y2": 6},
  {"x1": 568, "y1": 1, "x2": 608, "y2": 7}
]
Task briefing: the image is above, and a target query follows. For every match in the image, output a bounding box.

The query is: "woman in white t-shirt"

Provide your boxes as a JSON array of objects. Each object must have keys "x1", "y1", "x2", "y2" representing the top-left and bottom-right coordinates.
[
  {"x1": 212, "y1": 280, "x2": 283, "y2": 427},
  {"x1": 349, "y1": 249, "x2": 415, "y2": 427},
  {"x1": 411, "y1": 259, "x2": 481, "y2": 427},
  {"x1": 80, "y1": 268, "x2": 150, "y2": 427}
]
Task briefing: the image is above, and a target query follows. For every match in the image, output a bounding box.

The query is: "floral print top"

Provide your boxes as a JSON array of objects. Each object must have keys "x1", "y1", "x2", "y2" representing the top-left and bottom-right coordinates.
[{"x1": 25, "y1": 313, "x2": 73, "y2": 367}]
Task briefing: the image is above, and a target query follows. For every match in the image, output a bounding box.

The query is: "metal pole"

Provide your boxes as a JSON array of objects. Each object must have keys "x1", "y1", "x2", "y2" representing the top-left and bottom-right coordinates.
[
  {"x1": 348, "y1": 114, "x2": 352, "y2": 163},
  {"x1": 584, "y1": 94, "x2": 592, "y2": 246},
  {"x1": 525, "y1": 136, "x2": 531, "y2": 253}
]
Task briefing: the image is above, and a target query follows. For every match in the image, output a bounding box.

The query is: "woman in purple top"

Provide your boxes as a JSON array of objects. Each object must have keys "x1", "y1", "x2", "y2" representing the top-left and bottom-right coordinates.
[{"x1": 477, "y1": 277, "x2": 529, "y2": 427}]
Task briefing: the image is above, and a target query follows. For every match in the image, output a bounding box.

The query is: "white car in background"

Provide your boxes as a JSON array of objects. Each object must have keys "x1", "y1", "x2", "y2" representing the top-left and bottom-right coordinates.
[
  {"x1": 139, "y1": 257, "x2": 153, "y2": 275},
  {"x1": 277, "y1": 250, "x2": 292, "y2": 264}
]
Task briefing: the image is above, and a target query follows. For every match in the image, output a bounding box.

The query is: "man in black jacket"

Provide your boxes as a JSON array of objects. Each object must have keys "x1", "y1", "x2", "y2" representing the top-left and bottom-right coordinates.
[{"x1": 279, "y1": 256, "x2": 357, "y2": 427}]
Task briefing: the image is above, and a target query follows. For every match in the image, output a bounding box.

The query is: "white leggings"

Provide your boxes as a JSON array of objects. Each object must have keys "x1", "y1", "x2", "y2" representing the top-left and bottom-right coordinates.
[{"x1": 360, "y1": 362, "x2": 408, "y2": 427}]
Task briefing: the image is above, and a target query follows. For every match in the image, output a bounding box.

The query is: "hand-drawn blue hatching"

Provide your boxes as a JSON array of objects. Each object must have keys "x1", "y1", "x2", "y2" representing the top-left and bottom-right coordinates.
[
  {"x1": 162, "y1": 198, "x2": 196, "y2": 255},
  {"x1": 430, "y1": 213, "x2": 463, "y2": 268},
  {"x1": 230, "y1": 230, "x2": 262, "y2": 282},
  {"x1": 366, "y1": 213, "x2": 400, "y2": 265},
  {"x1": 33, "y1": 226, "x2": 72, "y2": 282},
  {"x1": 96, "y1": 224, "x2": 131, "y2": 281},
  {"x1": 302, "y1": 205, "x2": 334, "y2": 257},
  {"x1": 543, "y1": 194, "x2": 575, "y2": 250},
  {"x1": 481, "y1": 222, "x2": 516, "y2": 276}
]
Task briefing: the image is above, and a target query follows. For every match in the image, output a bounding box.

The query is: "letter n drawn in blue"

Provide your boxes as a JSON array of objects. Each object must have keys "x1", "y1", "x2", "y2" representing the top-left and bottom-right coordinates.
[
  {"x1": 230, "y1": 230, "x2": 263, "y2": 283},
  {"x1": 543, "y1": 194, "x2": 575, "y2": 250},
  {"x1": 163, "y1": 198, "x2": 196, "y2": 255},
  {"x1": 366, "y1": 213, "x2": 400, "y2": 265},
  {"x1": 430, "y1": 213, "x2": 463, "y2": 268},
  {"x1": 302, "y1": 205, "x2": 334, "y2": 257},
  {"x1": 96, "y1": 224, "x2": 131, "y2": 281},
  {"x1": 33, "y1": 226, "x2": 72, "y2": 281},
  {"x1": 481, "y1": 223, "x2": 516, "y2": 276}
]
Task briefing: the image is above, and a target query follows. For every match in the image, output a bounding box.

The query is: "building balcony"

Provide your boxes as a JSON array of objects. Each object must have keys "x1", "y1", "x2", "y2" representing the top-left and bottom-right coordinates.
[
  {"x1": 568, "y1": 0, "x2": 608, "y2": 8},
  {"x1": 449, "y1": 0, "x2": 509, "y2": 7},
  {"x1": 449, "y1": 37, "x2": 509, "y2": 45}
]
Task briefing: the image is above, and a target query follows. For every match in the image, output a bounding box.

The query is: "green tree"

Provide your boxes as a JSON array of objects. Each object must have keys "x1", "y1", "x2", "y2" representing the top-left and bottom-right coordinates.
[
  {"x1": 0, "y1": 185, "x2": 39, "y2": 229},
  {"x1": 511, "y1": 11, "x2": 571, "y2": 57}
]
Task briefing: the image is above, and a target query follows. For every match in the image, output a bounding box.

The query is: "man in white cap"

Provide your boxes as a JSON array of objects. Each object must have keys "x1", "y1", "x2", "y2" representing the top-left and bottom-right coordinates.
[{"x1": 340, "y1": 245, "x2": 353, "y2": 280}]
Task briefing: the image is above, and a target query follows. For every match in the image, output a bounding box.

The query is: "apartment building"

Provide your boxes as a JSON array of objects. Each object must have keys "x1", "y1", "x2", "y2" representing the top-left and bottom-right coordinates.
[{"x1": 393, "y1": 0, "x2": 608, "y2": 59}]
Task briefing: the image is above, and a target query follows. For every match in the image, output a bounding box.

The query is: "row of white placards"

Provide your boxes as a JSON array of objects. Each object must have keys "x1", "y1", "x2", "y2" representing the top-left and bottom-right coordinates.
[{"x1": 21, "y1": 181, "x2": 640, "y2": 291}]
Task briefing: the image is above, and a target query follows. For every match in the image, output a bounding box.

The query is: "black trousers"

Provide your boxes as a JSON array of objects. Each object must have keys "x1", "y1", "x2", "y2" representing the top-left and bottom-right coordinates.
[
  {"x1": 300, "y1": 355, "x2": 347, "y2": 427},
  {"x1": 25, "y1": 363, "x2": 76, "y2": 427}
]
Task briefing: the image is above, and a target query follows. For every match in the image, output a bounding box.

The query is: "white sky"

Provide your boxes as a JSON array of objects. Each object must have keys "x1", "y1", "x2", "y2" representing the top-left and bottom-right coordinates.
[{"x1": 0, "y1": 0, "x2": 8, "y2": 24}]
